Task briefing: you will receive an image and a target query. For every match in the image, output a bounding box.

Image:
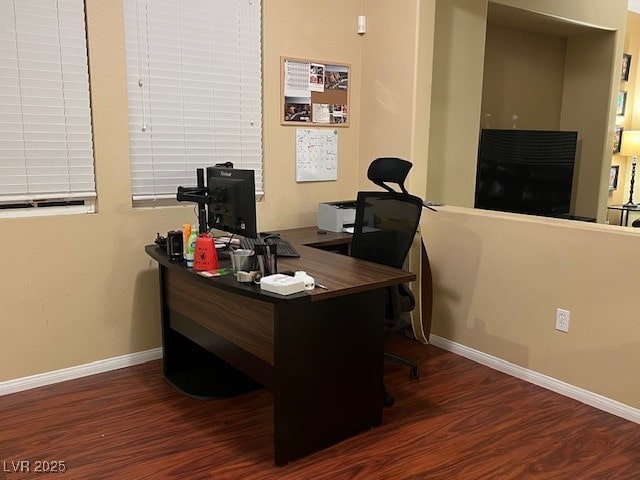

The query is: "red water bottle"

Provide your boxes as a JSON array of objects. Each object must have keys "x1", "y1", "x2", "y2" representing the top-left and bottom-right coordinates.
[{"x1": 194, "y1": 233, "x2": 218, "y2": 271}]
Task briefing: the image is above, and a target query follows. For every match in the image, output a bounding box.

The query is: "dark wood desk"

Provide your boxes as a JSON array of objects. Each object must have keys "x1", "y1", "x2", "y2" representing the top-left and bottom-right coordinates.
[
  {"x1": 145, "y1": 230, "x2": 414, "y2": 465},
  {"x1": 273, "y1": 227, "x2": 433, "y2": 342}
]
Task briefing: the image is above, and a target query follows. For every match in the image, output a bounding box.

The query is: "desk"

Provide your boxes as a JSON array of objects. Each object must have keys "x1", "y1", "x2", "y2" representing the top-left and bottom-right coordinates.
[
  {"x1": 278, "y1": 227, "x2": 433, "y2": 343},
  {"x1": 607, "y1": 204, "x2": 640, "y2": 226},
  {"x1": 145, "y1": 228, "x2": 414, "y2": 465}
]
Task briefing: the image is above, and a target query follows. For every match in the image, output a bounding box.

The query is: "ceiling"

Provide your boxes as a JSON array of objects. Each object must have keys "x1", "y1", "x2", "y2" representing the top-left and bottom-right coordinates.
[{"x1": 488, "y1": 3, "x2": 613, "y2": 36}]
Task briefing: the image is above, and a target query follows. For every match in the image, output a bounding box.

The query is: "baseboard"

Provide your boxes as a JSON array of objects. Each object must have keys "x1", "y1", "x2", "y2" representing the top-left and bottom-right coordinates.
[
  {"x1": 0, "y1": 348, "x2": 163, "y2": 397},
  {"x1": 429, "y1": 334, "x2": 640, "y2": 425}
]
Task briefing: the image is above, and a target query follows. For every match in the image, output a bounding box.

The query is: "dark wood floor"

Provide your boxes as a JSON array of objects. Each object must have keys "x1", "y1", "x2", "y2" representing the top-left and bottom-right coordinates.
[{"x1": 1, "y1": 335, "x2": 639, "y2": 479}]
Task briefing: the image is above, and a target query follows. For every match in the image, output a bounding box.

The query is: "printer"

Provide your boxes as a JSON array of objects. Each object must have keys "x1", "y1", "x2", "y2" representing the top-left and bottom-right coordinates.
[{"x1": 317, "y1": 200, "x2": 357, "y2": 232}]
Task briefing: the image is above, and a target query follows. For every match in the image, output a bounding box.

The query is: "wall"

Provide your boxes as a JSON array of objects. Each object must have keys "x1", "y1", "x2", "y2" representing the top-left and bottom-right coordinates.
[
  {"x1": 427, "y1": 0, "x2": 627, "y2": 222},
  {"x1": 261, "y1": 1, "x2": 363, "y2": 225},
  {"x1": 481, "y1": 24, "x2": 566, "y2": 130},
  {"x1": 420, "y1": 0, "x2": 640, "y2": 412},
  {"x1": 610, "y1": 11, "x2": 640, "y2": 225},
  {"x1": 358, "y1": 0, "x2": 435, "y2": 337},
  {"x1": 426, "y1": 0, "x2": 487, "y2": 208},
  {"x1": 424, "y1": 206, "x2": 640, "y2": 409},
  {"x1": 0, "y1": 0, "x2": 365, "y2": 382},
  {"x1": 358, "y1": 0, "x2": 420, "y2": 191},
  {"x1": 562, "y1": 30, "x2": 618, "y2": 220},
  {"x1": 3, "y1": 0, "x2": 638, "y2": 418}
]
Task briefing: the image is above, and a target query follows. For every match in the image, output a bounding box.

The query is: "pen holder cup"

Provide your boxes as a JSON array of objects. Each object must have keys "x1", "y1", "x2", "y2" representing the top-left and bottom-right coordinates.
[{"x1": 229, "y1": 249, "x2": 255, "y2": 273}]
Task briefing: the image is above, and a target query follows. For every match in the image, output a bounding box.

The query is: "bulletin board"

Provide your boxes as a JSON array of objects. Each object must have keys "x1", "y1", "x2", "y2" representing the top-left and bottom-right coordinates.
[{"x1": 281, "y1": 56, "x2": 350, "y2": 127}]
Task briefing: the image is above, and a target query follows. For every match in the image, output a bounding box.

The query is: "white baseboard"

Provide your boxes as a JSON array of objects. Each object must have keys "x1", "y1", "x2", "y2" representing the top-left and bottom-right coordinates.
[
  {"x1": 0, "y1": 348, "x2": 163, "y2": 397},
  {"x1": 429, "y1": 335, "x2": 640, "y2": 425}
]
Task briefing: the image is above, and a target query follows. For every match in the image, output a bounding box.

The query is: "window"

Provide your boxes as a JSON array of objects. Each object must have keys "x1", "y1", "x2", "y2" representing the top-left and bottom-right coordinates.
[
  {"x1": 0, "y1": 0, "x2": 95, "y2": 217},
  {"x1": 123, "y1": 0, "x2": 263, "y2": 202}
]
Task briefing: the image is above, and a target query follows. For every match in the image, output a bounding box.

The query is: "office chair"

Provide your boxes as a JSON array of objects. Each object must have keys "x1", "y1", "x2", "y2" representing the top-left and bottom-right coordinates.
[
  {"x1": 632, "y1": 218, "x2": 640, "y2": 228},
  {"x1": 351, "y1": 157, "x2": 423, "y2": 407}
]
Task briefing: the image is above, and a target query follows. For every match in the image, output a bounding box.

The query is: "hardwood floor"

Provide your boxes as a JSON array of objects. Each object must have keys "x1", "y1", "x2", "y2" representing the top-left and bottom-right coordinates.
[{"x1": 2, "y1": 335, "x2": 639, "y2": 479}]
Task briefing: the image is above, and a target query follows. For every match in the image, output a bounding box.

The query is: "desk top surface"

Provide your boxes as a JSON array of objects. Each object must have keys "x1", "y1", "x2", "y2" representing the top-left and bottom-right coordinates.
[{"x1": 146, "y1": 226, "x2": 415, "y2": 302}]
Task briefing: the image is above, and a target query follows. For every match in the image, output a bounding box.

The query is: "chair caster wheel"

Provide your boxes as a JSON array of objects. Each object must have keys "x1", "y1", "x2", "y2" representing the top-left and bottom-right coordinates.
[
  {"x1": 383, "y1": 388, "x2": 395, "y2": 408},
  {"x1": 409, "y1": 366, "x2": 420, "y2": 380}
]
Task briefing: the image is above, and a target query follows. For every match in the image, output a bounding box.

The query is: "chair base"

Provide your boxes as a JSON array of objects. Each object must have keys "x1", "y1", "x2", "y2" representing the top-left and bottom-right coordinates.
[
  {"x1": 383, "y1": 386, "x2": 395, "y2": 408},
  {"x1": 385, "y1": 352, "x2": 420, "y2": 379}
]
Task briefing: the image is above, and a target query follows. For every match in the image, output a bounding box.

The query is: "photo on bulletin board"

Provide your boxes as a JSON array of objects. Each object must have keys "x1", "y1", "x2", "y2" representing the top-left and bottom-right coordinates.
[{"x1": 281, "y1": 57, "x2": 350, "y2": 127}]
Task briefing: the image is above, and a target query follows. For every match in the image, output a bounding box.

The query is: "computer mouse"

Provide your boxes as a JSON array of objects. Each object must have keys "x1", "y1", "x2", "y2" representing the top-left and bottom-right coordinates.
[{"x1": 317, "y1": 230, "x2": 327, "y2": 234}]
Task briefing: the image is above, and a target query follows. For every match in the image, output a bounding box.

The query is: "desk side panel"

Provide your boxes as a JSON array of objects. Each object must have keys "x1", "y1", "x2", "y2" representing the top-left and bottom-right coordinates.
[
  {"x1": 273, "y1": 289, "x2": 384, "y2": 465},
  {"x1": 165, "y1": 269, "x2": 275, "y2": 366}
]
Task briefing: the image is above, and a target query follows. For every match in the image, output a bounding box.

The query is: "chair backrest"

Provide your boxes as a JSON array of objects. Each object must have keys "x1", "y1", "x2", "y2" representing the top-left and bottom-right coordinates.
[
  {"x1": 367, "y1": 157, "x2": 413, "y2": 195},
  {"x1": 351, "y1": 158, "x2": 422, "y2": 269}
]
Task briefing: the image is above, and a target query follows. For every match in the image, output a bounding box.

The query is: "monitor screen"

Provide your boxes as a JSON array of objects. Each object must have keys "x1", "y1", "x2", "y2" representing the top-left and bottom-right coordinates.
[
  {"x1": 207, "y1": 167, "x2": 257, "y2": 239},
  {"x1": 475, "y1": 129, "x2": 578, "y2": 217}
]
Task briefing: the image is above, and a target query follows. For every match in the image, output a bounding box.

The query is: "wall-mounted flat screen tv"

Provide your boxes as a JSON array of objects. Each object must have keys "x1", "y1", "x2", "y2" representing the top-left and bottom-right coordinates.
[{"x1": 475, "y1": 129, "x2": 578, "y2": 217}]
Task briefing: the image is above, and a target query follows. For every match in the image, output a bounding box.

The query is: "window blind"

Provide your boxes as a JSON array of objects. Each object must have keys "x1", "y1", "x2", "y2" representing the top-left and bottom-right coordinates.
[
  {"x1": 0, "y1": 0, "x2": 95, "y2": 211},
  {"x1": 123, "y1": 0, "x2": 263, "y2": 201}
]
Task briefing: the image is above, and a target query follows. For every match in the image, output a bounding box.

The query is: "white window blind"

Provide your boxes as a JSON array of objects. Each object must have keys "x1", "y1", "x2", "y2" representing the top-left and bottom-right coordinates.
[
  {"x1": 123, "y1": 0, "x2": 263, "y2": 201},
  {"x1": 0, "y1": 0, "x2": 95, "y2": 212}
]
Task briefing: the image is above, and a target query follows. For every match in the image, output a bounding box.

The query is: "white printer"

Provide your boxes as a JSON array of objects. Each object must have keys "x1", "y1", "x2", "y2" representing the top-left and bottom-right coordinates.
[{"x1": 317, "y1": 200, "x2": 357, "y2": 232}]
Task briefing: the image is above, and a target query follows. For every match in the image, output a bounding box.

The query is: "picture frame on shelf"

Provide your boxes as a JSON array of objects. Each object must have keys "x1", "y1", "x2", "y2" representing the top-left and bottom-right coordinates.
[
  {"x1": 616, "y1": 91, "x2": 627, "y2": 116},
  {"x1": 621, "y1": 53, "x2": 632, "y2": 82},
  {"x1": 610, "y1": 165, "x2": 620, "y2": 191},
  {"x1": 614, "y1": 126, "x2": 623, "y2": 153}
]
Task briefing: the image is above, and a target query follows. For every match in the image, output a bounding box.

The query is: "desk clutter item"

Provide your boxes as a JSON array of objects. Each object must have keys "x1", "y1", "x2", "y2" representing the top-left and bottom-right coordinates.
[
  {"x1": 229, "y1": 249, "x2": 254, "y2": 273},
  {"x1": 240, "y1": 236, "x2": 300, "y2": 258},
  {"x1": 194, "y1": 234, "x2": 218, "y2": 271},
  {"x1": 166, "y1": 230, "x2": 183, "y2": 262},
  {"x1": 317, "y1": 200, "x2": 356, "y2": 232},
  {"x1": 260, "y1": 274, "x2": 305, "y2": 295},
  {"x1": 295, "y1": 270, "x2": 315, "y2": 290}
]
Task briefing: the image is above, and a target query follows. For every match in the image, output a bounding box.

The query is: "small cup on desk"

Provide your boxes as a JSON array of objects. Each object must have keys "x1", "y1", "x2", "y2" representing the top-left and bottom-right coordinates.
[{"x1": 229, "y1": 249, "x2": 255, "y2": 273}]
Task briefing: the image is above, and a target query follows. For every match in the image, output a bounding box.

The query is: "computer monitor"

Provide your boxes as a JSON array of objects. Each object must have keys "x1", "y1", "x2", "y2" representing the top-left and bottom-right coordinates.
[{"x1": 206, "y1": 166, "x2": 258, "y2": 239}]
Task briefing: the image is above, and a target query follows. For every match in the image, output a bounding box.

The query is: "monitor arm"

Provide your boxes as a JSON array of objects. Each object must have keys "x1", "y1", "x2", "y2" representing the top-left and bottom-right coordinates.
[
  {"x1": 176, "y1": 186, "x2": 212, "y2": 204},
  {"x1": 176, "y1": 168, "x2": 210, "y2": 234}
]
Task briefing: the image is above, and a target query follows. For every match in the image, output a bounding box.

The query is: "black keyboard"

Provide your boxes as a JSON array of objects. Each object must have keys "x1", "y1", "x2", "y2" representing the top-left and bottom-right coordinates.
[{"x1": 240, "y1": 236, "x2": 300, "y2": 258}]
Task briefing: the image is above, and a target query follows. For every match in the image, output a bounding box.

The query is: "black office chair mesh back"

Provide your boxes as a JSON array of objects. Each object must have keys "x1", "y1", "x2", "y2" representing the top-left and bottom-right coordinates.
[
  {"x1": 351, "y1": 192, "x2": 423, "y2": 269},
  {"x1": 351, "y1": 157, "x2": 423, "y2": 407}
]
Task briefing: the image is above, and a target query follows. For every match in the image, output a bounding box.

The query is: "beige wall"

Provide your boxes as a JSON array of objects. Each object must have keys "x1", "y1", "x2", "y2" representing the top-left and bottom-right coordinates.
[
  {"x1": 424, "y1": 206, "x2": 640, "y2": 409},
  {"x1": 427, "y1": 0, "x2": 488, "y2": 208},
  {"x1": 0, "y1": 0, "x2": 365, "y2": 382},
  {"x1": 481, "y1": 24, "x2": 566, "y2": 130},
  {"x1": 421, "y1": 0, "x2": 640, "y2": 411},
  {"x1": 2, "y1": 0, "x2": 638, "y2": 417},
  {"x1": 610, "y1": 11, "x2": 640, "y2": 225},
  {"x1": 358, "y1": 0, "x2": 436, "y2": 334},
  {"x1": 262, "y1": 1, "x2": 363, "y2": 224},
  {"x1": 428, "y1": 0, "x2": 627, "y2": 221},
  {"x1": 358, "y1": 0, "x2": 419, "y2": 191}
]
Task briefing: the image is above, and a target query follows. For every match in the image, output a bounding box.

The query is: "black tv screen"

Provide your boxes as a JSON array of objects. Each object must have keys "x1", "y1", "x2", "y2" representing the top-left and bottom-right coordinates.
[{"x1": 475, "y1": 129, "x2": 578, "y2": 217}]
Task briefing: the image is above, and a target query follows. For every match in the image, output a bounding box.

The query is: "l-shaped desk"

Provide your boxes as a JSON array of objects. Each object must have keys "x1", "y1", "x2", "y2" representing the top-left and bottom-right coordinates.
[{"x1": 145, "y1": 227, "x2": 417, "y2": 465}]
